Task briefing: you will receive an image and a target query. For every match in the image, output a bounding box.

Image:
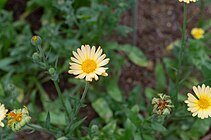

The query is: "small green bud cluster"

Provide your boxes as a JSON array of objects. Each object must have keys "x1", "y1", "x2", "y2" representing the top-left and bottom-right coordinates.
[
  {"x1": 31, "y1": 35, "x2": 59, "y2": 81},
  {"x1": 48, "y1": 67, "x2": 59, "y2": 81}
]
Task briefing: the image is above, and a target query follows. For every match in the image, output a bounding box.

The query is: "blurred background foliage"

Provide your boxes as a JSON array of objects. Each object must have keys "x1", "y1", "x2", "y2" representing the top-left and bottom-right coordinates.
[{"x1": 1, "y1": 0, "x2": 211, "y2": 140}]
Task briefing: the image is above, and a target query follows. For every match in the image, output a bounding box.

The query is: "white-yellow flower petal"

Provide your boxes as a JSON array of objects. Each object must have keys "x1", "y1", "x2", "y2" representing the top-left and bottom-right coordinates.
[{"x1": 69, "y1": 45, "x2": 109, "y2": 81}]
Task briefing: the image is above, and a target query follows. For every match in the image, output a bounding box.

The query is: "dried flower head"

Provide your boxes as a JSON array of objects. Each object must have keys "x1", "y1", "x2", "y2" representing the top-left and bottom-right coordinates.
[
  {"x1": 152, "y1": 94, "x2": 174, "y2": 115},
  {"x1": 7, "y1": 106, "x2": 31, "y2": 132}
]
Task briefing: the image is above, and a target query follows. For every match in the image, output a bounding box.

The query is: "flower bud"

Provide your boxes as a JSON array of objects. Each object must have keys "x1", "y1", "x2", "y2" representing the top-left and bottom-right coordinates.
[
  {"x1": 48, "y1": 67, "x2": 56, "y2": 75},
  {"x1": 48, "y1": 68, "x2": 59, "y2": 81},
  {"x1": 152, "y1": 93, "x2": 174, "y2": 116},
  {"x1": 32, "y1": 52, "x2": 40, "y2": 61},
  {"x1": 31, "y1": 35, "x2": 42, "y2": 46},
  {"x1": 91, "y1": 125, "x2": 99, "y2": 133},
  {"x1": 5, "y1": 84, "x2": 15, "y2": 92}
]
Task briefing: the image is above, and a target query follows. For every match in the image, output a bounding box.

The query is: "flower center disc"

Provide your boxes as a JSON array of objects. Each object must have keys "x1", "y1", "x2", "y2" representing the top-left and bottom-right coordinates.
[
  {"x1": 82, "y1": 59, "x2": 97, "y2": 74},
  {"x1": 198, "y1": 97, "x2": 210, "y2": 109},
  {"x1": 194, "y1": 32, "x2": 202, "y2": 38},
  {"x1": 32, "y1": 36, "x2": 38, "y2": 41}
]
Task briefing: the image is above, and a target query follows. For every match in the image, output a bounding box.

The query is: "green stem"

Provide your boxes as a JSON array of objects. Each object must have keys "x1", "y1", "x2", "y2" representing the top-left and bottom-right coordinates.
[
  {"x1": 64, "y1": 82, "x2": 89, "y2": 135},
  {"x1": 175, "y1": 3, "x2": 187, "y2": 107},
  {"x1": 37, "y1": 45, "x2": 49, "y2": 68},
  {"x1": 53, "y1": 81, "x2": 70, "y2": 119},
  {"x1": 75, "y1": 81, "x2": 89, "y2": 115},
  {"x1": 26, "y1": 124, "x2": 55, "y2": 136},
  {"x1": 199, "y1": 0, "x2": 205, "y2": 21}
]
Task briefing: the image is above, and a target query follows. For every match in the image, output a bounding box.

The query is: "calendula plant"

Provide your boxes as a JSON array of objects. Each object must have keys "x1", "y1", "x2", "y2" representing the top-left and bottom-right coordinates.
[
  {"x1": 2, "y1": 0, "x2": 211, "y2": 139},
  {"x1": 29, "y1": 35, "x2": 111, "y2": 138}
]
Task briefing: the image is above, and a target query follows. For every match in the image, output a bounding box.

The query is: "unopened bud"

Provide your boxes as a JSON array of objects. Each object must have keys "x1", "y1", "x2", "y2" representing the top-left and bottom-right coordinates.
[
  {"x1": 152, "y1": 93, "x2": 174, "y2": 116},
  {"x1": 48, "y1": 68, "x2": 56, "y2": 75},
  {"x1": 31, "y1": 35, "x2": 42, "y2": 46},
  {"x1": 6, "y1": 84, "x2": 15, "y2": 92},
  {"x1": 32, "y1": 52, "x2": 40, "y2": 61},
  {"x1": 91, "y1": 125, "x2": 99, "y2": 133}
]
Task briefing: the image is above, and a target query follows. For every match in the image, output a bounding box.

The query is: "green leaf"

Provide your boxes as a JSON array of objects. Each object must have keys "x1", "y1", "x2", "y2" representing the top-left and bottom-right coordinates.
[
  {"x1": 0, "y1": 0, "x2": 7, "y2": 9},
  {"x1": 128, "y1": 85, "x2": 142, "y2": 107},
  {"x1": 0, "y1": 58, "x2": 15, "y2": 71},
  {"x1": 0, "y1": 83, "x2": 5, "y2": 96},
  {"x1": 69, "y1": 117, "x2": 87, "y2": 132},
  {"x1": 120, "y1": 45, "x2": 148, "y2": 67},
  {"x1": 189, "y1": 118, "x2": 211, "y2": 138},
  {"x1": 92, "y1": 98, "x2": 113, "y2": 122},
  {"x1": 126, "y1": 106, "x2": 143, "y2": 128},
  {"x1": 155, "y1": 63, "x2": 166, "y2": 91},
  {"x1": 151, "y1": 122, "x2": 167, "y2": 132},
  {"x1": 39, "y1": 112, "x2": 66, "y2": 126},
  {"x1": 145, "y1": 87, "x2": 156, "y2": 100},
  {"x1": 115, "y1": 25, "x2": 133, "y2": 37},
  {"x1": 102, "y1": 120, "x2": 117, "y2": 135},
  {"x1": 57, "y1": 137, "x2": 69, "y2": 140},
  {"x1": 108, "y1": 42, "x2": 148, "y2": 67},
  {"x1": 45, "y1": 112, "x2": 51, "y2": 130},
  {"x1": 169, "y1": 80, "x2": 177, "y2": 107},
  {"x1": 107, "y1": 78, "x2": 123, "y2": 102},
  {"x1": 124, "y1": 119, "x2": 136, "y2": 139}
]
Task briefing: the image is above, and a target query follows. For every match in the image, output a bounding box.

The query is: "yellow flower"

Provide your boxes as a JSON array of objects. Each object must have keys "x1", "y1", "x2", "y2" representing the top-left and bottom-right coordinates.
[
  {"x1": 185, "y1": 84, "x2": 211, "y2": 119},
  {"x1": 31, "y1": 35, "x2": 42, "y2": 46},
  {"x1": 69, "y1": 45, "x2": 110, "y2": 81},
  {"x1": 191, "y1": 28, "x2": 205, "y2": 39},
  {"x1": 0, "y1": 103, "x2": 8, "y2": 127},
  {"x1": 178, "y1": 0, "x2": 197, "y2": 3}
]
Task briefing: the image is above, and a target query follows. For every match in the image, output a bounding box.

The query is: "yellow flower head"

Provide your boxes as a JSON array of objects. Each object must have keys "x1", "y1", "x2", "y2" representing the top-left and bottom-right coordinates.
[
  {"x1": 185, "y1": 84, "x2": 211, "y2": 119},
  {"x1": 7, "y1": 106, "x2": 31, "y2": 132},
  {"x1": 191, "y1": 28, "x2": 205, "y2": 39},
  {"x1": 31, "y1": 35, "x2": 42, "y2": 46},
  {"x1": 178, "y1": 0, "x2": 197, "y2": 3},
  {"x1": 68, "y1": 45, "x2": 110, "y2": 81},
  {"x1": 0, "y1": 103, "x2": 8, "y2": 127}
]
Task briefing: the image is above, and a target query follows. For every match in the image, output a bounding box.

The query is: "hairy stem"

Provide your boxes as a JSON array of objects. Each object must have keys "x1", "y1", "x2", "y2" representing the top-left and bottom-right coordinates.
[{"x1": 175, "y1": 3, "x2": 187, "y2": 107}]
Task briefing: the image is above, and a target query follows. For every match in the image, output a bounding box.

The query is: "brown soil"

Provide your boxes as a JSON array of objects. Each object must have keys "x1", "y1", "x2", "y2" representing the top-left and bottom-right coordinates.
[{"x1": 118, "y1": 1, "x2": 211, "y2": 94}]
